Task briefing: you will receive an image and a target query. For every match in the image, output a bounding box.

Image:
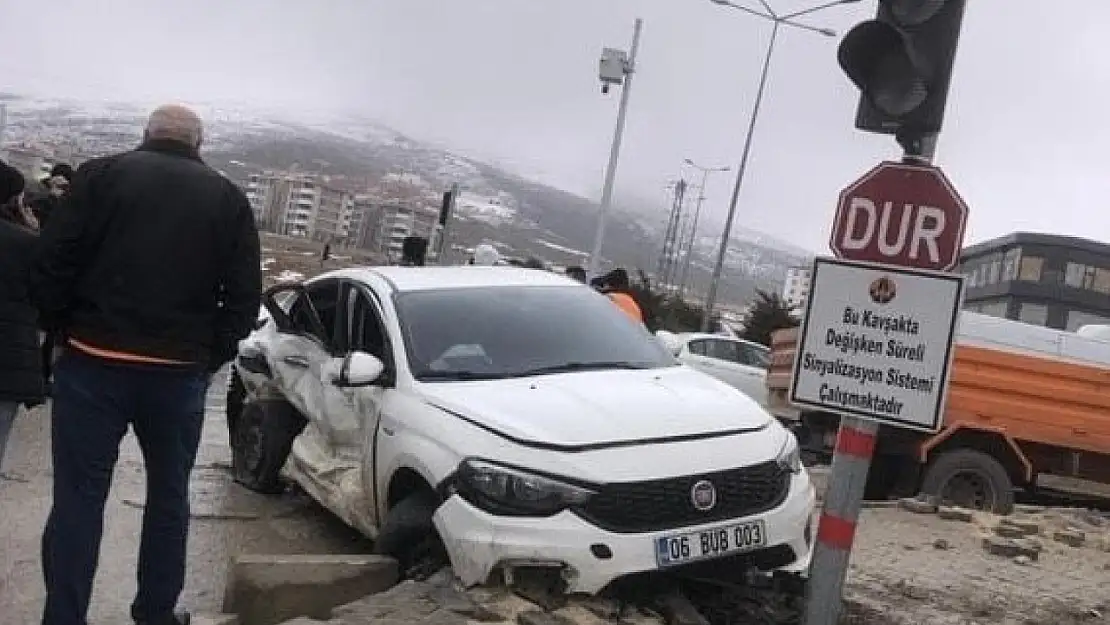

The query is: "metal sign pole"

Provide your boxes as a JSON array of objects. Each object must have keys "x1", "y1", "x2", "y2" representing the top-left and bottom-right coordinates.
[
  {"x1": 802, "y1": 417, "x2": 878, "y2": 625},
  {"x1": 804, "y1": 136, "x2": 940, "y2": 625}
]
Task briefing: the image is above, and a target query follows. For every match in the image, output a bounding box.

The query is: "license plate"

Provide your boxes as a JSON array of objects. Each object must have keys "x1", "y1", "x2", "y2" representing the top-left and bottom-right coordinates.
[{"x1": 654, "y1": 520, "x2": 767, "y2": 568}]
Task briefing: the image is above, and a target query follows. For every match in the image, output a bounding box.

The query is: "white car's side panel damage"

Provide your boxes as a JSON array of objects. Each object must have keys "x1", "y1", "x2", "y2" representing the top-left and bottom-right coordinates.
[{"x1": 241, "y1": 322, "x2": 380, "y2": 535}]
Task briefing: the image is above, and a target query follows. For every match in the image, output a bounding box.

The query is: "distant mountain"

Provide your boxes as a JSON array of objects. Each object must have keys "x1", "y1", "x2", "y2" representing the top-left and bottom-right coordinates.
[{"x1": 0, "y1": 94, "x2": 811, "y2": 306}]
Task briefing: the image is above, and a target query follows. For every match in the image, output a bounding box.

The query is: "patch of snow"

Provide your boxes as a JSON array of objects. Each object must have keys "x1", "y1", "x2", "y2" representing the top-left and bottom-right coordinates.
[
  {"x1": 536, "y1": 240, "x2": 587, "y2": 257},
  {"x1": 274, "y1": 270, "x2": 305, "y2": 283}
]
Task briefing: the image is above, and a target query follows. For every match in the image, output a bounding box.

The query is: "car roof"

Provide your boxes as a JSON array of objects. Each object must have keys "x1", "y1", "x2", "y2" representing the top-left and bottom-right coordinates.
[
  {"x1": 675, "y1": 332, "x2": 769, "y2": 350},
  {"x1": 322, "y1": 265, "x2": 581, "y2": 292}
]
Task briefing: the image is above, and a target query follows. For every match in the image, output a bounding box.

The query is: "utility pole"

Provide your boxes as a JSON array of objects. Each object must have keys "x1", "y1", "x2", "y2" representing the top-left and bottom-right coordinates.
[
  {"x1": 657, "y1": 178, "x2": 687, "y2": 288},
  {"x1": 700, "y1": 0, "x2": 853, "y2": 332},
  {"x1": 656, "y1": 181, "x2": 682, "y2": 279},
  {"x1": 657, "y1": 178, "x2": 683, "y2": 290},
  {"x1": 678, "y1": 160, "x2": 730, "y2": 299},
  {"x1": 588, "y1": 18, "x2": 643, "y2": 278}
]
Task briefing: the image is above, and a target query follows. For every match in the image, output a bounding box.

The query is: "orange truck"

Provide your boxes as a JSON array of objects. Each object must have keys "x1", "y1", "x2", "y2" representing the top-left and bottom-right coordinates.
[{"x1": 766, "y1": 311, "x2": 1110, "y2": 514}]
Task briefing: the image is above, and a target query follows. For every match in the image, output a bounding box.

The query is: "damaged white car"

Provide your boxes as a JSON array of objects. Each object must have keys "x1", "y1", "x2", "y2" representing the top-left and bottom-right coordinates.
[{"x1": 226, "y1": 266, "x2": 815, "y2": 594}]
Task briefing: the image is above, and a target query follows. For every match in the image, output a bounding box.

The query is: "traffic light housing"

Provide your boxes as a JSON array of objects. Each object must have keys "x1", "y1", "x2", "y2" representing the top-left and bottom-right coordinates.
[{"x1": 838, "y1": 0, "x2": 967, "y2": 149}]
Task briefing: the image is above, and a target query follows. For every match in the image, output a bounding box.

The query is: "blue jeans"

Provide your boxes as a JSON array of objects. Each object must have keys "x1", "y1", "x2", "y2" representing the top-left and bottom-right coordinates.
[
  {"x1": 41, "y1": 350, "x2": 209, "y2": 625},
  {"x1": 0, "y1": 400, "x2": 18, "y2": 472}
]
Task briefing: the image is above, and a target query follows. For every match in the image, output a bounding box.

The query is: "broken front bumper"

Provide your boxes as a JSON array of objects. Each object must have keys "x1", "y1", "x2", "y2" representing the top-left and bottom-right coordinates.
[{"x1": 434, "y1": 469, "x2": 816, "y2": 594}]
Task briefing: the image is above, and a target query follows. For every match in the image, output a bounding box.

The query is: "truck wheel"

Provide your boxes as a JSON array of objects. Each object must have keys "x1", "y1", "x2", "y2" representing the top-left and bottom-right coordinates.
[
  {"x1": 920, "y1": 449, "x2": 1015, "y2": 514},
  {"x1": 374, "y1": 489, "x2": 443, "y2": 576},
  {"x1": 226, "y1": 366, "x2": 246, "y2": 448},
  {"x1": 232, "y1": 399, "x2": 307, "y2": 495}
]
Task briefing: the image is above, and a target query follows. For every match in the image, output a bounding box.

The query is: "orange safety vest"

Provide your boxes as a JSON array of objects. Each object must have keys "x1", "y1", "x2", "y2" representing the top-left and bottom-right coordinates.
[{"x1": 608, "y1": 292, "x2": 644, "y2": 324}]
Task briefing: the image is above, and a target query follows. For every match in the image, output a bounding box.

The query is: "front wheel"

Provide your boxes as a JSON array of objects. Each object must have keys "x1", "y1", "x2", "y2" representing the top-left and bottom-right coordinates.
[
  {"x1": 231, "y1": 399, "x2": 307, "y2": 495},
  {"x1": 374, "y1": 490, "x2": 444, "y2": 577},
  {"x1": 920, "y1": 449, "x2": 1015, "y2": 514}
]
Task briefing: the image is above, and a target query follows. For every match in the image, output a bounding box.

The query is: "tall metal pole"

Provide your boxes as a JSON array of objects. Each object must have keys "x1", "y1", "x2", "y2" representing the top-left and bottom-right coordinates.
[
  {"x1": 677, "y1": 171, "x2": 711, "y2": 299},
  {"x1": 802, "y1": 135, "x2": 939, "y2": 625},
  {"x1": 0, "y1": 103, "x2": 7, "y2": 146},
  {"x1": 588, "y1": 18, "x2": 643, "y2": 278},
  {"x1": 701, "y1": 21, "x2": 780, "y2": 331}
]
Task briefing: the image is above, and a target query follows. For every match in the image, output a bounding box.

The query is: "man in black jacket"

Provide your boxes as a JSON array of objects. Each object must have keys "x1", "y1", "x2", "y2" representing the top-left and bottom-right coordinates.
[
  {"x1": 32, "y1": 104, "x2": 262, "y2": 625},
  {"x1": 0, "y1": 161, "x2": 43, "y2": 472}
]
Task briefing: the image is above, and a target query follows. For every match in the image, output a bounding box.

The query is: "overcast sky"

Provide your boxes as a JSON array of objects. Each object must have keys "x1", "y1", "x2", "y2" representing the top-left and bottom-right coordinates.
[{"x1": 2, "y1": 0, "x2": 1107, "y2": 253}]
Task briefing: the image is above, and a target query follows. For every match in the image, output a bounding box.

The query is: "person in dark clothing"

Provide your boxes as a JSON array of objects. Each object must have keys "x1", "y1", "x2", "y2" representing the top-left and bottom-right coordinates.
[
  {"x1": 32, "y1": 104, "x2": 262, "y2": 625},
  {"x1": 0, "y1": 161, "x2": 44, "y2": 472},
  {"x1": 27, "y1": 163, "x2": 73, "y2": 229},
  {"x1": 564, "y1": 266, "x2": 587, "y2": 284},
  {"x1": 30, "y1": 164, "x2": 74, "y2": 396}
]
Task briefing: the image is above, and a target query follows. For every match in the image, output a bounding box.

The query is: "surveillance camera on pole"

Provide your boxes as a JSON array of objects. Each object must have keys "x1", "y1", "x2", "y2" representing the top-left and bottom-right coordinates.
[
  {"x1": 837, "y1": 0, "x2": 967, "y2": 156},
  {"x1": 588, "y1": 19, "x2": 643, "y2": 278},
  {"x1": 599, "y1": 48, "x2": 629, "y2": 95}
]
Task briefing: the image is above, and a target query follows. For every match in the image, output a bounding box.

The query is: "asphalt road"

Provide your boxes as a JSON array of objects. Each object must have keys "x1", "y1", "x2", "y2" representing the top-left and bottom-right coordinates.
[{"x1": 0, "y1": 368, "x2": 372, "y2": 624}]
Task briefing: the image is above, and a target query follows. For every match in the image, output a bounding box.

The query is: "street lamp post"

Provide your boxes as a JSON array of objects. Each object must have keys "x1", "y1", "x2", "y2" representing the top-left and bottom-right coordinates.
[
  {"x1": 588, "y1": 18, "x2": 644, "y2": 278},
  {"x1": 677, "y1": 159, "x2": 730, "y2": 300},
  {"x1": 700, "y1": 0, "x2": 861, "y2": 332}
]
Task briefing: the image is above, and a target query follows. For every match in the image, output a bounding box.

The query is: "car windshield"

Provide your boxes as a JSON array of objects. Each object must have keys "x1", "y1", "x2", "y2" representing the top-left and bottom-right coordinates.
[{"x1": 395, "y1": 285, "x2": 677, "y2": 381}]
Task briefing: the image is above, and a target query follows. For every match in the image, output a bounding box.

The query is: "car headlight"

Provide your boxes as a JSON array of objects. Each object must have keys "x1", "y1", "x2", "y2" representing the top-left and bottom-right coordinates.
[
  {"x1": 776, "y1": 432, "x2": 803, "y2": 474},
  {"x1": 454, "y1": 459, "x2": 595, "y2": 517}
]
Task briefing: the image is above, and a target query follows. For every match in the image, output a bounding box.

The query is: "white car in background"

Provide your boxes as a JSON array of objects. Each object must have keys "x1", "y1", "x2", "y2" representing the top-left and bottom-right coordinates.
[
  {"x1": 657, "y1": 332, "x2": 772, "y2": 407},
  {"x1": 227, "y1": 266, "x2": 814, "y2": 594}
]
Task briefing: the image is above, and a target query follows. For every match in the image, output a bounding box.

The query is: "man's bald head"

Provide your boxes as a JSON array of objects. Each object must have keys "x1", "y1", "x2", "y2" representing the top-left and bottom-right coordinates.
[{"x1": 145, "y1": 105, "x2": 203, "y2": 149}]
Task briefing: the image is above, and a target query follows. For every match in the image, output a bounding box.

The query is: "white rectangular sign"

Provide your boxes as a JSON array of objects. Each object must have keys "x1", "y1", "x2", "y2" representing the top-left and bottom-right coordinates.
[{"x1": 789, "y1": 257, "x2": 964, "y2": 433}]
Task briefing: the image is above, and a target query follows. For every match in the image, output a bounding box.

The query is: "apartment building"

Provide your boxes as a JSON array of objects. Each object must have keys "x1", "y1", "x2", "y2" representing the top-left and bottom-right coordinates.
[
  {"x1": 349, "y1": 195, "x2": 383, "y2": 250},
  {"x1": 246, "y1": 172, "x2": 357, "y2": 242},
  {"x1": 377, "y1": 203, "x2": 439, "y2": 261},
  {"x1": 781, "y1": 265, "x2": 812, "y2": 310},
  {"x1": 245, "y1": 172, "x2": 292, "y2": 233}
]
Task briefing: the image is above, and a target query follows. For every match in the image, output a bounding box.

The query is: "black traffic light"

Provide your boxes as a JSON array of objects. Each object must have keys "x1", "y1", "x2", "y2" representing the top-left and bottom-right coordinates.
[
  {"x1": 438, "y1": 188, "x2": 455, "y2": 226},
  {"x1": 401, "y1": 236, "x2": 429, "y2": 266},
  {"x1": 838, "y1": 0, "x2": 967, "y2": 149}
]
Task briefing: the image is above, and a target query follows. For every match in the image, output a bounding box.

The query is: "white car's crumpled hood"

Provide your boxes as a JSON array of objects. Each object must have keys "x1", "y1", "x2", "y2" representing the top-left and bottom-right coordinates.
[{"x1": 418, "y1": 365, "x2": 771, "y2": 449}]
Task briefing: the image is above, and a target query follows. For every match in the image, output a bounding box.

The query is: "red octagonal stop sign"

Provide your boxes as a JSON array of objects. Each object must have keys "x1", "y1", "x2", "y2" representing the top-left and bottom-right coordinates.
[{"x1": 829, "y1": 161, "x2": 970, "y2": 271}]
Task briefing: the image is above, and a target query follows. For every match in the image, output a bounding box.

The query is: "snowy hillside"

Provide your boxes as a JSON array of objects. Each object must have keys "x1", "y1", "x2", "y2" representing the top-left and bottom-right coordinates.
[{"x1": 0, "y1": 93, "x2": 811, "y2": 303}]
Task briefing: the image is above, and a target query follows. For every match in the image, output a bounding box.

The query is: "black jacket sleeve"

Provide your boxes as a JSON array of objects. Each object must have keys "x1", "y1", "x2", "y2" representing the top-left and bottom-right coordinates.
[
  {"x1": 210, "y1": 184, "x2": 262, "y2": 371},
  {"x1": 30, "y1": 159, "x2": 108, "y2": 333}
]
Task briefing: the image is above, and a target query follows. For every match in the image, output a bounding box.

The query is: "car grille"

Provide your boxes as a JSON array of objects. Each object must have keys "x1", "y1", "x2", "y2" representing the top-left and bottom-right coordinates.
[{"x1": 574, "y1": 461, "x2": 791, "y2": 534}]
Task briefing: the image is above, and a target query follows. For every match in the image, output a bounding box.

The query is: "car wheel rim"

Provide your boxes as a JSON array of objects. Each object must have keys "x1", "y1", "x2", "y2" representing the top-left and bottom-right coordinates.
[{"x1": 942, "y1": 471, "x2": 994, "y2": 511}]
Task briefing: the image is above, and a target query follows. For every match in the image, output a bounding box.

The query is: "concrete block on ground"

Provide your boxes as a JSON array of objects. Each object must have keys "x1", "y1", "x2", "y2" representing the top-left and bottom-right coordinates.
[
  {"x1": 937, "y1": 506, "x2": 974, "y2": 522},
  {"x1": 982, "y1": 536, "x2": 1039, "y2": 561},
  {"x1": 333, "y1": 579, "x2": 440, "y2": 622},
  {"x1": 994, "y1": 524, "x2": 1028, "y2": 539},
  {"x1": 191, "y1": 615, "x2": 240, "y2": 625},
  {"x1": 1053, "y1": 529, "x2": 1086, "y2": 548},
  {"x1": 222, "y1": 554, "x2": 399, "y2": 625},
  {"x1": 618, "y1": 609, "x2": 667, "y2": 625},
  {"x1": 1014, "y1": 537, "x2": 1043, "y2": 554},
  {"x1": 656, "y1": 593, "x2": 711, "y2": 625},
  {"x1": 483, "y1": 592, "x2": 540, "y2": 623},
  {"x1": 1002, "y1": 518, "x2": 1042, "y2": 536},
  {"x1": 518, "y1": 610, "x2": 576, "y2": 625},
  {"x1": 899, "y1": 496, "x2": 938, "y2": 515},
  {"x1": 555, "y1": 605, "x2": 614, "y2": 625},
  {"x1": 582, "y1": 597, "x2": 622, "y2": 620}
]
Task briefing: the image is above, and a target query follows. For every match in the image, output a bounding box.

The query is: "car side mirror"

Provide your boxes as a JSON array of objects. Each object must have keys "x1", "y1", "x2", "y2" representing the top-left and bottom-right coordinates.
[{"x1": 334, "y1": 351, "x2": 385, "y2": 387}]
